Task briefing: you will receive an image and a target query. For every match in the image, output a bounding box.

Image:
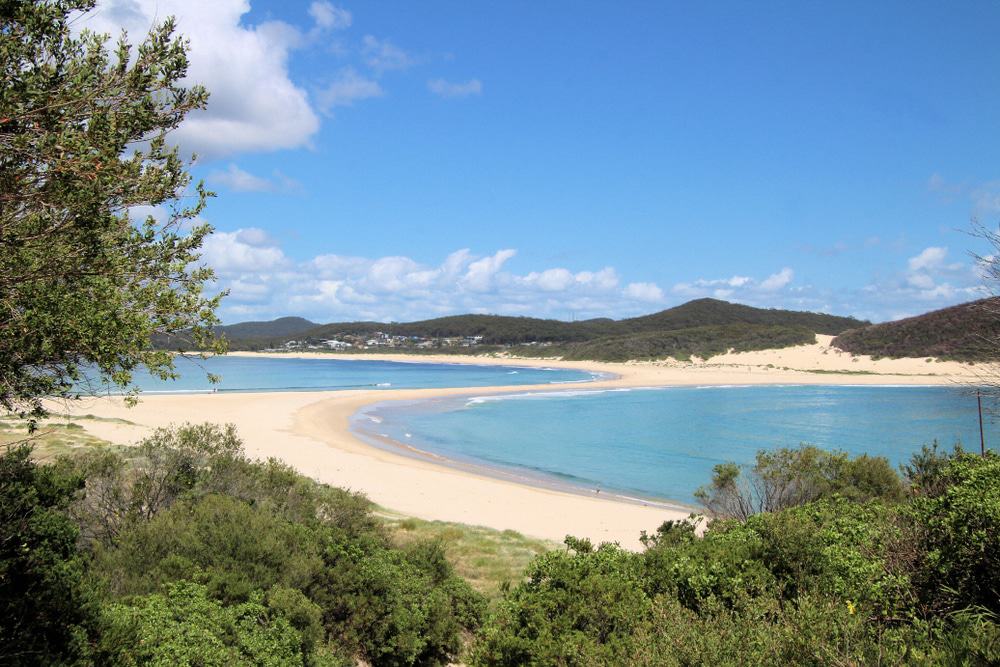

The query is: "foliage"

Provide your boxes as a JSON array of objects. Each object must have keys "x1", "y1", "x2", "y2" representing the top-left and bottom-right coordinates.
[
  {"x1": 311, "y1": 536, "x2": 486, "y2": 666},
  {"x1": 0, "y1": 444, "x2": 94, "y2": 665},
  {"x1": 907, "y1": 450, "x2": 1000, "y2": 614},
  {"x1": 57, "y1": 423, "x2": 484, "y2": 666},
  {"x1": 832, "y1": 297, "x2": 1000, "y2": 360},
  {"x1": 471, "y1": 445, "x2": 1000, "y2": 665},
  {"x1": 96, "y1": 581, "x2": 314, "y2": 667},
  {"x1": 0, "y1": 0, "x2": 224, "y2": 425},
  {"x1": 471, "y1": 539, "x2": 652, "y2": 666},
  {"x1": 694, "y1": 444, "x2": 905, "y2": 520}
]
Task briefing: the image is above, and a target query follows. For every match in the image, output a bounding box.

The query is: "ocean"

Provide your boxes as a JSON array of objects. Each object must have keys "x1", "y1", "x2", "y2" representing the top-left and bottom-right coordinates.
[
  {"x1": 352, "y1": 384, "x2": 997, "y2": 505},
  {"x1": 88, "y1": 355, "x2": 600, "y2": 394}
]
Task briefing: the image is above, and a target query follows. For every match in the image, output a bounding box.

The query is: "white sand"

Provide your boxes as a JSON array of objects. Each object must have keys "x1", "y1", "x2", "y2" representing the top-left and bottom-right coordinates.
[{"x1": 49, "y1": 336, "x2": 985, "y2": 549}]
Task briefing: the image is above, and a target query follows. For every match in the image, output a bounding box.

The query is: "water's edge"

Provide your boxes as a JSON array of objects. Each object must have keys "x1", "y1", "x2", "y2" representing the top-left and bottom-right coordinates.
[{"x1": 349, "y1": 395, "x2": 697, "y2": 514}]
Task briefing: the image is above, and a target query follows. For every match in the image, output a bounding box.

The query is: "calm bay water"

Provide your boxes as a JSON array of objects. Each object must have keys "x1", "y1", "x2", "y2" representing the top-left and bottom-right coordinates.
[
  {"x1": 94, "y1": 356, "x2": 599, "y2": 393},
  {"x1": 354, "y1": 385, "x2": 997, "y2": 505}
]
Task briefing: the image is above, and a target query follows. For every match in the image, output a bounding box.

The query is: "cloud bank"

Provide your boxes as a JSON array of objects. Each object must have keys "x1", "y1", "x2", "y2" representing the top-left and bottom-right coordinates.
[
  {"x1": 196, "y1": 227, "x2": 987, "y2": 325},
  {"x1": 198, "y1": 230, "x2": 674, "y2": 322}
]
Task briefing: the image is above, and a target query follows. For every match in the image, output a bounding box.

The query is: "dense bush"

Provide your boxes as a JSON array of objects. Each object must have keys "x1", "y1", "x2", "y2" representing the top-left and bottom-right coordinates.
[
  {"x1": 908, "y1": 450, "x2": 1000, "y2": 614},
  {"x1": 472, "y1": 446, "x2": 1000, "y2": 665},
  {"x1": 96, "y1": 581, "x2": 322, "y2": 666},
  {"x1": 4, "y1": 427, "x2": 999, "y2": 665},
  {"x1": 694, "y1": 444, "x2": 904, "y2": 520},
  {"x1": 2, "y1": 423, "x2": 484, "y2": 666}
]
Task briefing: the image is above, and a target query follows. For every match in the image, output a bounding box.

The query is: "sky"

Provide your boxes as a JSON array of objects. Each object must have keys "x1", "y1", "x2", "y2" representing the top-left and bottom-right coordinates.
[{"x1": 79, "y1": 1, "x2": 1000, "y2": 324}]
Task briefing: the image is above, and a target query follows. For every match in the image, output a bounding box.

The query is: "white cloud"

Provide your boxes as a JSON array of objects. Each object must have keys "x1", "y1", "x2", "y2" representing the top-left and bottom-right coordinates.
[
  {"x1": 201, "y1": 237, "x2": 672, "y2": 322},
  {"x1": 196, "y1": 227, "x2": 989, "y2": 325},
  {"x1": 906, "y1": 272, "x2": 936, "y2": 290},
  {"x1": 200, "y1": 228, "x2": 288, "y2": 273},
  {"x1": 908, "y1": 246, "x2": 948, "y2": 271},
  {"x1": 759, "y1": 267, "x2": 794, "y2": 291},
  {"x1": 673, "y1": 269, "x2": 794, "y2": 299},
  {"x1": 575, "y1": 268, "x2": 620, "y2": 291},
  {"x1": 428, "y1": 78, "x2": 483, "y2": 98},
  {"x1": 524, "y1": 268, "x2": 574, "y2": 292},
  {"x1": 82, "y1": 0, "x2": 320, "y2": 158},
  {"x1": 308, "y1": 2, "x2": 351, "y2": 30},
  {"x1": 461, "y1": 249, "x2": 517, "y2": 292},
  {"x1": 317, "y1": 67, "x2": 384, "y2": 111},
  {"x1": 362, "y1": 35, "x2": 413, "y2": 73},
  {"x1": 623, "y1": 282, "x2": 665, "y2": 303}
]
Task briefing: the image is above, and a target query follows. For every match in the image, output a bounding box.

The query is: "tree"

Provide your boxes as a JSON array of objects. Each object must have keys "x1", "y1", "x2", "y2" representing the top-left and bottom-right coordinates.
[
  {"x1": 694, "y1": 445, "x2": 904, "y2": 521},
  {"x1": 0, "y1": 0, "x2": 224, "y2": 426},
  {"x1": 0, "y1": 444, "x2": 95, "y2": 664}
]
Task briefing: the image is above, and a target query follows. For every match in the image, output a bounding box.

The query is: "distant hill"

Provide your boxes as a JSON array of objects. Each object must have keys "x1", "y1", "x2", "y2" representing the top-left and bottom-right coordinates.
[
  {"x1": 155, "y1": 316, "x2": 320, "y2": 350},
  {"x1": 831, "y1": 298, "x2": 1000, "y2": 361},
  {"x1": 621, "y1": 299, "x2": 862, "y2": 335},
  {"x1": 545, "y1": 324, "x2": 817, "y2": 362},
  {"x1": 191, "y1": 299, "x2": 867, "y2": 361},
  {"x1": 291, "y1": 299, "x2": 864, "y2": 346},
  {"x1": 217, "y1": 317, "x2": 319, "y2": 341}
]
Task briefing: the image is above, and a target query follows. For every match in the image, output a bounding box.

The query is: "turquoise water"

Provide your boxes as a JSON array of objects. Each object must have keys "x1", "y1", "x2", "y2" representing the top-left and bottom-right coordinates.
[
  {"x1": 86, "y1": 356, "x2": 599, "y2": 394},
  {"x1": 353, "y1": 385, "x2": 997, "y2": 505}
]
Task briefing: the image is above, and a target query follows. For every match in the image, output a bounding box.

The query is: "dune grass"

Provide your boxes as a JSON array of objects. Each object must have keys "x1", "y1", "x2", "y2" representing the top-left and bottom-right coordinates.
[
  {"x1": 377, "y1": 510, "x2": 557, "y2": 599},
  {"x1": 0, "y1": 419, "x2": 115, "y2": 460}
]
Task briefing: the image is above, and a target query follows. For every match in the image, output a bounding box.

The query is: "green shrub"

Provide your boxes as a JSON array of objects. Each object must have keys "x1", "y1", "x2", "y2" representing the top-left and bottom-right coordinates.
[
  {"x1": 471, "y1": 539, "x2": 651, "y2": 665},
  {"x1": 97, "y1": 581, "x2": 312, "y2": 666},
  {"x1": 908, "y1": 451, "x2": 1000, "y2": 614},
  {"x1": 71, "y1": 423, "x2": 485, "y2": 666},
  {"x1": 695, "y1": 444, "x2": 904, "y2": 520}
]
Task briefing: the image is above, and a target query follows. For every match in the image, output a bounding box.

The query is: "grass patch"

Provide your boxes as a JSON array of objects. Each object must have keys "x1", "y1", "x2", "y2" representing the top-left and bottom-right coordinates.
[
  {"x1": 0, "y1": 421, "x2": 114, "y2": 461},
  {"x1": 377, "y1": 510, "x2": 557, "y2": 599}
]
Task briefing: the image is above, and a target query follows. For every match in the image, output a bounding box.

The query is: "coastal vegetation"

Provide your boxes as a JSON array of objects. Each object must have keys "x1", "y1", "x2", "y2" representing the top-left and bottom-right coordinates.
[
  {"x1": 1, "y1": 424, "x2": 485, "y2": 665},
  {"x1": 832, "y1": 297, "x2": 1000, "y2": 361},
  {"x1": 472, "y1": 444, "x2": 1000, "y2": 665},
  {"x1": 183, "y1": 298, "x2": 866, "y2": 361},
  {"x1": 534, "y1": 323, "x2": 816, "y2": 362},
  {"x1": 3, "y1": 425, "x2": 997, "y2": 665}
]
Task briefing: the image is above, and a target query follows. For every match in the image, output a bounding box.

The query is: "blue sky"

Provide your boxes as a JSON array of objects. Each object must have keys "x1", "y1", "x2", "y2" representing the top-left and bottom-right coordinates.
[{"x1": 85, "y1": 1, "x2": 1000, "y2": 323}]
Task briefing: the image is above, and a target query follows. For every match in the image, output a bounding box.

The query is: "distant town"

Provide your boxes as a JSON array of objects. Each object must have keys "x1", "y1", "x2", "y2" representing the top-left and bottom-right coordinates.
[{"x1": 266, "y1": 332, "x2": 556, "y2": 352}]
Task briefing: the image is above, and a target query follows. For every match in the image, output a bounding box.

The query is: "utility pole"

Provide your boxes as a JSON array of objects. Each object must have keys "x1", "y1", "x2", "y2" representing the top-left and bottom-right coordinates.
[{"x1": 978, "y1": 389, "x2": 986, "y2": 456}]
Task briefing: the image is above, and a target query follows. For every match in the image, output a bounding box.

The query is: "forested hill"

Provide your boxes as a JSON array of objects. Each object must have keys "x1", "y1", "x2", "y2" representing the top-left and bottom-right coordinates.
[
  {"x1": 216, "y1": 316, "x2": 318, "y2": 340},
  {"x1": 292, "y1": 299, "x2": 863, "y2": 345},
  {"x1": 621, "y1": 298, "x2": 863, "y2": 335},
  {"x1": 832, "y1": 297, "x2": 1000, "y2": 361},
  {"x1": 200, "y1": 299, "x2": 869, "y2": 360}
]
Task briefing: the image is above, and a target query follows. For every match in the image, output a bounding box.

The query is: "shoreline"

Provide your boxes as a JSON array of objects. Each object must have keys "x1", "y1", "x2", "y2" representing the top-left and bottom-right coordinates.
[
  {"x1": 50, "y1": 336, "x2": 987, "y2": 548},
  {"x1": 349, "y1": 396, "x2": 697, "y2": 514}
]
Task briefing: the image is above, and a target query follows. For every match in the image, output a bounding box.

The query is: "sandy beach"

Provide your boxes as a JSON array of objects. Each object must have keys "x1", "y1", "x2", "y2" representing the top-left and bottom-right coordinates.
[{"x1": 48, "y1": 336, "x2": 986, "y2": 549}]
